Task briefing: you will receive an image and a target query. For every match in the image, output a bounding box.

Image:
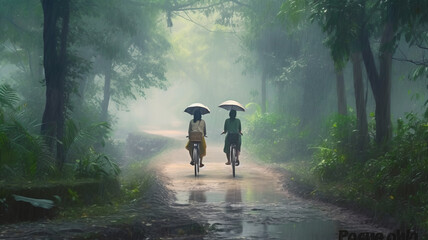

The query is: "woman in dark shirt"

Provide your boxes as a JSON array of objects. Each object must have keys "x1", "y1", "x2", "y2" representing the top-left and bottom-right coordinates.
[{"x1": 221, "y1": 110, "x2": 242, "y2": 166}]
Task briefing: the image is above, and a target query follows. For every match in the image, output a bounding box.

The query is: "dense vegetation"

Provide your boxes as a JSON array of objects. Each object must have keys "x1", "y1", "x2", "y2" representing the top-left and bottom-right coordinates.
[
  {"x1": 0, "y1": 0, "x2": 171, "y2": 223},
  {"x1": 0, "y1": 0, "x2": 427, "y2": 234},
  {"x1": 232, "y1": 0, "x2": 428, "y2": 232}
]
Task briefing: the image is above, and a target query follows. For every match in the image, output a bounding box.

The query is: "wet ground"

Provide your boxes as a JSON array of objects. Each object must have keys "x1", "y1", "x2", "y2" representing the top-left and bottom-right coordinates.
[
  {"x1": 162, "y1": 146, "x2": 391, "y2": 240},
  {"x1": 0, "y1": 145, "x2": 393, "y2": 239}
]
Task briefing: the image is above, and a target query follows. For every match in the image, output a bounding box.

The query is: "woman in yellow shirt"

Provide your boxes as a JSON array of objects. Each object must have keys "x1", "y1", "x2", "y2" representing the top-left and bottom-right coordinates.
[{"x1": 185, "y1": 110, "x2": 207, "y2": 167}]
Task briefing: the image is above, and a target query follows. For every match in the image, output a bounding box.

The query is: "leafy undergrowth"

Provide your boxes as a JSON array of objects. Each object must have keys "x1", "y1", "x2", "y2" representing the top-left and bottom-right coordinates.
[
  {"x1": 58, "y1": 132, "x2": 173, "y2": 220},
  {"x1": 245, "y1": 110, "x2": 309, "y2": 162},
  {"x1": 0, "y1": 132, "x2": 173, "y2": 223},
  {"x1": 308, "y1": 113, "x2": 428, "y2": 234}
]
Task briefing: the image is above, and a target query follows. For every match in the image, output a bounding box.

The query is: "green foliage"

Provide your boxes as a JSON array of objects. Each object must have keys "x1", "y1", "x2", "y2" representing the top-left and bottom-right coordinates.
[
  {"x1": 0, "y1": 84, "x2": 120, "y2": 181},
  {"x1": 0, "y1": 84, "x2": 53, "y2": 180},
  {"x1": 122, "y1": 170, "x2": 154, "y2": 202},
  {"x1": 74, "y1": 148, "x2": 120, "y2": 179},
  {"x1": 67, "y1": 188, "x2": 79, "y2": 202},
  {"x1": 78, "y1": 0, "x2": 170, "y2": 109},
  {"x1": 363, "y1": 113, "x2": 428, "y2": 215},
  {"x1": 311, "y1": 114, "x2": 357, "y2": 181},
  {"x1": 311, "y1": 112, "x2": 428, "y2": 229},
  {"x1": 245, "y1": 108, "x2": 308, "y2": 162},
  {"x1": 64, "y1": 119, "x2": 110, "y2": 162}
]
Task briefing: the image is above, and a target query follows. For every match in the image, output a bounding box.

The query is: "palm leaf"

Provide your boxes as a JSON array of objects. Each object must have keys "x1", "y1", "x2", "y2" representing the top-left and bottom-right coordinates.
[
  {"x1": 0, "y1": 84, "x2": 19, "y2": 109},
  {"x1": 64, "y1": 119, "x2": 111, "y2": 161}
]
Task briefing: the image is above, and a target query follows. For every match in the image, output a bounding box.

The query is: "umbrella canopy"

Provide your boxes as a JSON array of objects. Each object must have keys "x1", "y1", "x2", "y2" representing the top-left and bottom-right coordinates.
[
  {"x1": 184, "y1": 103, "x2": 211, "y2": 115},
  {"x1": 218, "y1": 100, "x2": 245, "y2": 112}
]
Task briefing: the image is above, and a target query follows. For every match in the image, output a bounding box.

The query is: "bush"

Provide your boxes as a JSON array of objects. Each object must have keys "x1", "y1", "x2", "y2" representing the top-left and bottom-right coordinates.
[
  {"x1": 245, "y1": 110, "x2": 308, "y2": 162},
  {"x1": 311, "y1": 114, "x2": 358, "y2": 181},
  {"x1": 0, "y1": 84, "x2": 54, "y2": 180},
  {"x1": 362, "y1": 113, "x2": 428, "y2": 226},
  {"x1": 311, "y1": 111, "x2": 428, "y2": 229},
  {"x1": 74, "y1": 148, "x2": 120, "y2": 179}
]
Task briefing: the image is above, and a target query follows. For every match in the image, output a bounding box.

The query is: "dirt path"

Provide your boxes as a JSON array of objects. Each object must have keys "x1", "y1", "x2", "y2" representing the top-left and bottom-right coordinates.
[{"x1": 160, "y1": 145, "x2": 392, "y2": 239}]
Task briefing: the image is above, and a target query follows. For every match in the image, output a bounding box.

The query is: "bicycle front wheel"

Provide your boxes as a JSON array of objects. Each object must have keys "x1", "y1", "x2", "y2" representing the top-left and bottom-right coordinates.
[
  {"x1": 193, "y1": 147, "x2": 199, "y2": 177},
  {"x1": 231, "y1": 147, "x2": 236, "y2": 178}
]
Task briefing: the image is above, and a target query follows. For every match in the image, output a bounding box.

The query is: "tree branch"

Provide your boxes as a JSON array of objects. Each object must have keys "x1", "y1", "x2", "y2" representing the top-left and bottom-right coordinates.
[
  {"x1": 172, "y1": 11, "x2": 236, "y2": 34},
  {"x1": 2, "y1": 16, "x2": 33, "y2": 34},
  {"x1": 229, "y1": 0, "x2": 251, "y2": 8},
  {"x1": 393, "y1": 57, "x2": 428, "y2": 66},
  {"x1": 172, "y1": 1, "x2": 225, "y2": 11},
  {"x1": 417, "y1": 44, "x2": 428, "y2": 51}
]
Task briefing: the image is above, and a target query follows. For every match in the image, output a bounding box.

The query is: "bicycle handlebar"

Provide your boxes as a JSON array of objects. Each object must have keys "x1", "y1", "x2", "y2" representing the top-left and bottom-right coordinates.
[{"x1": 221, "y1": 132, "x2": 243, "y2": 136}]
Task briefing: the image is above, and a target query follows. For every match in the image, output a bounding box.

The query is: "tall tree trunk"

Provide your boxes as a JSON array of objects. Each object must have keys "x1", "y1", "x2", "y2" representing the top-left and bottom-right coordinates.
[
  {"x1": 351, "y1": 52, "x2": 369, "y2": 154},
  {"x1": 359, "y1": 14, "x2": 394, "y2": 145},
  {"x1": 261, "y1": 69, "x2": 267, "y2": 113},
  {"x1": 377, "y1": 12, "x2": 394, "y2": 145},
  {"x1": 335, "y1": 68, "x2": 347, "y2": 115},
  {"x1": 41, "y1": 0, "x2": 70, "y2": 169},
  {"x1": 101, "y1": 59, "x2": 112, "y2": 121}
]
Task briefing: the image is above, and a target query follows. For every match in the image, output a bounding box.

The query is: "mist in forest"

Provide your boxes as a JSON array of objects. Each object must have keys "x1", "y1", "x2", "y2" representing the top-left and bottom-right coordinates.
[
  {"x1": 113, "y1": 13, "x2": 259, "y2": 142},
  {"x1": 111, "y1": 11, "x2": 427, "y2": 144}
]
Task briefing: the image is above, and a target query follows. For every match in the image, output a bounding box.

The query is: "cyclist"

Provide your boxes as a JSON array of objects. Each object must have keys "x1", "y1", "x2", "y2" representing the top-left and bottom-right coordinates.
[
  {"x1": 221, "y1": 110, "x2": 242, "y2": 166},
  {"x1": 185, "y1": 109, "x2": 207, "y2": 167}
]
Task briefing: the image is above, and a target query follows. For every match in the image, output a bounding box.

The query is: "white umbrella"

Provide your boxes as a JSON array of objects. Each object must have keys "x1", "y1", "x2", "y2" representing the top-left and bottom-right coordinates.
[
  {"x1": 184, "y1": 103, "x2": 211, "y2": 115},
  {"x1": 218, "y1": 100, "x2": 245, "y2": 112}
]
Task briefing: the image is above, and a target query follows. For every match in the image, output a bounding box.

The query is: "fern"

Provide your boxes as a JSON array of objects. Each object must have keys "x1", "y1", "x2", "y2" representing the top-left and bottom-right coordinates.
[
  {"x1": 64, "y1": 119, "x2": 111, "y2": 162},
  {"x1": 0, "y1": 84, "x2": 53, "y2": 180},
  {"x1": 0, "y1": 84, "x2": 19, "y2": 109}
]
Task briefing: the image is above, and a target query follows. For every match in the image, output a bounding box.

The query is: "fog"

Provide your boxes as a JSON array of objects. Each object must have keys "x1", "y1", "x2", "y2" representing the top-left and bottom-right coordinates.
[
  {"x1": 111, "y1": 9, "x2": 427, "y2": 144},
  {"x1": 113, "y1": 13, "x2": 259, "y2": 142}
]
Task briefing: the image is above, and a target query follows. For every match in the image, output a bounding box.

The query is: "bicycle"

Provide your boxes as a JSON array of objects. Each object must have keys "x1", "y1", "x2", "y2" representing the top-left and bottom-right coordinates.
[
  {"x1": 188, "y1": 132, "x2": 204, "y2": 177},
  {"x1": 227, "y1": 133, "x2": 241, "y2": 178}
]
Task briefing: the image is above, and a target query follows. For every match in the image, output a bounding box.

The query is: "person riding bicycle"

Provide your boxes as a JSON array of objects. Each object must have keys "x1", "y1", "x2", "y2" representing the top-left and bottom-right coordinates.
[
  {"x1": 221, "y1": 110, "x2": 242, "y2": 166},
  {"x1": 185, "y1": 109, "x2": 207, "y2": 167}
]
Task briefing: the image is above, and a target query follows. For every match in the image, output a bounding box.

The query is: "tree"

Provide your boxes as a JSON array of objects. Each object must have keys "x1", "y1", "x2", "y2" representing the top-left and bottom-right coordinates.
[
  {"x1": 76, "y1": 1, "x2": 169, "y2": 121},
  {"x1": 0, "y1": 0, "x2": 45, "y2": 119},
  {"x1": 41, "y1": 0, "x2": 71, "y2": 169},
  {"x1": 310, "y1": 0, "x2": 428, "y2": 145}
]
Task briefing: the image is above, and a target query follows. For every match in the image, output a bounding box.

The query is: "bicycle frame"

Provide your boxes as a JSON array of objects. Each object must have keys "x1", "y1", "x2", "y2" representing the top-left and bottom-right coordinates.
[
  {"x1": 228, "y1": 133, "x2": 240, "y2": 178},
  {"x1": 192, "y1": 141, "x2": 200, "y2": 177},
  {"x1": 230, "y1": 143, "x2": 237, "y2": 178}
]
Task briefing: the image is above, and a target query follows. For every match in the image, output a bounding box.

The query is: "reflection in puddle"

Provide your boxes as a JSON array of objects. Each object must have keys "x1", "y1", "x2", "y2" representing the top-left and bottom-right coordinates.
[
  {"x1": 189, "y1": 190, "x2": 207, "y2": 203},
  {"x1": 224, "y1": 186, "x2": 243, "y2": 235}
]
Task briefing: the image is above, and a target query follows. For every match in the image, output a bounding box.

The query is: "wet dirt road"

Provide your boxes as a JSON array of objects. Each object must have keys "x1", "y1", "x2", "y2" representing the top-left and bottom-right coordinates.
[{"x1": 161, "y1": 146, "x2": 390, "y2": 240}]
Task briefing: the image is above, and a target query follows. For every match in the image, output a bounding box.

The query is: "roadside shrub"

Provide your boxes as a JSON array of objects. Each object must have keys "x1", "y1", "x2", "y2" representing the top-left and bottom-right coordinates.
[
  {"x1": 74, "y1": 148, "x2": 120, "y2": 179},
  {"x1": 311, "y1": 114, "x2": 358, "y2": 181},
  {"x1": 362, "y1": 113, "x2": 428, "y2": 225},
  {"x1": 245, "y1": 110, "x2": 308, "y2": 162},
  {"x1": 311, "y1": 111, "x2": 428, "y2": 229}
]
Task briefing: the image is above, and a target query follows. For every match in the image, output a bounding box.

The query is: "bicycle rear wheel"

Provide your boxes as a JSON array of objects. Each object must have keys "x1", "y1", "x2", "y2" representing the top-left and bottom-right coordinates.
[
  {"x1": 193, "y1": 147, "x2": 199, "y2": 177},
  {"x1": 231, "y1": 146, "x2": 236, "y2": 178}
]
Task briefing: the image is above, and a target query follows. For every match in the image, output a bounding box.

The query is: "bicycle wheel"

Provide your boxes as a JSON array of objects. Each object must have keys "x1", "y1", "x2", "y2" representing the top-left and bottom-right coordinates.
[
  {"x1": 231, "y1": 146, "x2": 236, "y2": 178},
  {"x1": 193, "y1": 147, "x2": 199, "y2": 177}
]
